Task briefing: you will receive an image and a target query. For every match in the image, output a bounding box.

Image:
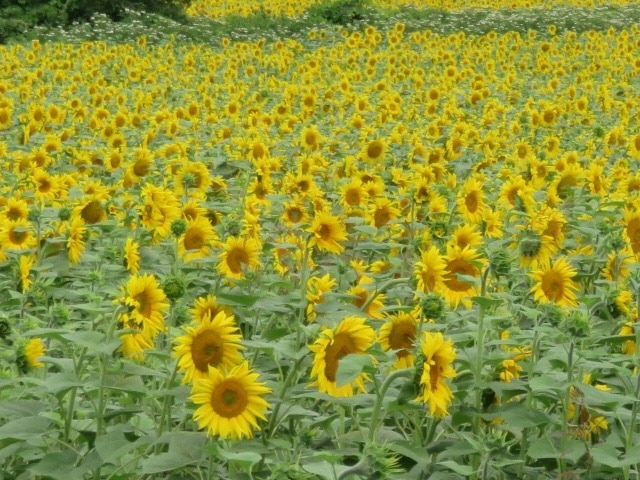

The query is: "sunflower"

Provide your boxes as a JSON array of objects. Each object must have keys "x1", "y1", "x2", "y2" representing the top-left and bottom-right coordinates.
[
  {"x1": 123, "y1": 237, "x2": 140, "y2": 274},
  {"x1": 75, "y1": 199, "x2": 107, "y2": 225},
  {"x1": 117, "y1": 274, "x2": 169, "y2": 358},
  {"x1": 307, "y1": 211, "x2": 348, "y2": 254},
  {"x1": 191, "y1": 361, "x2": 271, "y2": 439},
  {"x1": 623, "y1": 208, "x2": 640, "y2": 255},
  {"x1": 24, "y1": 337, "x2": 46, "y2": 369},
  {"x1": 448, "y1": 224, "x2": 482, "y2": 250},
  {"x1": 500, "y1": 359, "x2": 524, "y2": 383},
  {"x1": 620, "y1": 322, "x2": 636, "y2": 355},
  {"x1": 348, "y1": 275, "x2": 386, "y2": 320},
  {"x1": 174, "y1": 312, "x2": 244, "y2": 384},
  {"x1": 66, "y1": 216, "x2": 86, "y2": 265},
  {"x1": 378, "y1": 310, "x2": 418, "y2": 369},
  {"x1": 439, "y1": 245, "x2": 482, "y2": 309},
  {"x1": 368, "y1": 198, "x2": 400, "y2": 229},
  {"x1": 362, "y1": 138, "x2": 387, "y2": 163},
  {"x1": 1, "y1": 196, "x2": 29, "y2": 222},
  {"x1": 175, "y1": 161, "x2": 212, "y2": 198},
  {"x1": 309, "y1": 316, "x2": 375, "y2": 397},
  {"x1": 191, "y1": 295, "x2": 233, "y2": 323},
  {"x1": 179, "y1": 216, "x2": 217, "y2": 262},
  {"x1": 217, "y1": 236, "x2": 261, "y2": 280},
  {"x1": 414, "y1": 245, "x2": 448, "y2": 294},
  {"x1": 530, "y1": 257, "x2": 579, "y2": 308},
  {"x1": 415, "y1": 331, "x2": 456, "y2": 417},
  {"x1": 340, "y1": 178, "x2": 368, "y2": 209},
  {"x1": 457, "y1": 177, "x2": 486, "y2": 224},
  {"x1": 281, "y1": 198, "x2": 309, "y2": 227},
  {"x1": 1, "y1": 218, "x2": 36, "y2": 251},
  {"x1": 18, "y1": 254, "x2": 35, "y2": 293},
  {"x1": 602, "y1": 247, "x2": 633, "y2": 283},
  {"x1": 306, "y1": 273, "x2": 337, "y2": 322},
  {"x1": 300, "y1": 125, "x2": 322, "y2": 151},
  {"x1": 515, "y1": 228, "x2": 555, "y2": 269}
]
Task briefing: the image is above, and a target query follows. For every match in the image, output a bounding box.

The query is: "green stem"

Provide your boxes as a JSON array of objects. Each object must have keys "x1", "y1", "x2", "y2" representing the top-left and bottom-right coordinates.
[
  {"x1": 471, "y1": 266, "x2": 490, "y2": 479},
  {"x1": 368, "y1": 368, "x2": 412, "y2": 443},
  {"x1": 157, "y1": 361, "x2": 180, "y2": 437},
  {"x1": 266, "y1": 355, "x2": 306, "y2": 438}
]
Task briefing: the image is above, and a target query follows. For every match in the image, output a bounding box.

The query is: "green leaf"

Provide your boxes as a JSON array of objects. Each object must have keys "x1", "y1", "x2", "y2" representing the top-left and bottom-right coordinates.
[
  {"x1": 527, "y1": 437, "x2": 560, "y2": 459},
  {"x1": 335, "y1": 353, "x2": 373, "y2": 388},
  {"x1": 61, "y1": 331, "x2": 121, "y2": 355},
  {"x1": 141, "y1": 451, "x2": 198, "y2": 474},
  {"x1": 29, "y1": 450, "x2": 78, "y2": 479},
  {"x1": 0, "y1": 416, "x2": 52, "y2": 440},
  {"x1": 439, "y1": 460, "x2": 473, "y2": 476},
  {"x1": 218, "y1": 449, "x2": 261, "y2": 467},
  {"x1": 0, "y1": 400, "x2": 48, "y2": 418},
  {"x1": 302, "y1": 461, "x2": 338, "y2": 480},
  {"x1": 471, "y1": 296, "x2": 502, "y2": 308}
]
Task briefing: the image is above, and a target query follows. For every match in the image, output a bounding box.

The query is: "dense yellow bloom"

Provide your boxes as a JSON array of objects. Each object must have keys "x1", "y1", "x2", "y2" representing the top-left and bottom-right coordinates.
[{"x1": 191, "y1": 362, "x2": 270, "y2": 440}]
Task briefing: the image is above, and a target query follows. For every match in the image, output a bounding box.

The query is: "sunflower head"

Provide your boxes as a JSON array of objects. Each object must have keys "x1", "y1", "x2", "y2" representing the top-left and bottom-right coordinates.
[{"x1": 190, "y1": 361, "x2": 271, "y2": 439}]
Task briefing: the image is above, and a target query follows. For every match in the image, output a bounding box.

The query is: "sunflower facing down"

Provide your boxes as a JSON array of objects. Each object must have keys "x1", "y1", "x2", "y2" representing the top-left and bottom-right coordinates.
[
  {"x1": 191, "y1": 361, "x2": 271, "y2": 440},
  {"x1": 173, "y1": 311, "x2": 244, "y2": 384},
  {"x1": 415, "y1": 331, "x2": 456, "y2": 417},
  {"x1": 530, "y1": 257, "x2": 579, "y2": 307},
  {"x1": 309, "y1": 316, "x2": 376, "y2": 397}
]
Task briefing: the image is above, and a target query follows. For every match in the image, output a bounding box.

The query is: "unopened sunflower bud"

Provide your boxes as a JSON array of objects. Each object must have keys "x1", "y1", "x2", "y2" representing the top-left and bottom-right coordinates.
[{"x1": 170, "y1": 219, "x2": 188, "y2": 237}]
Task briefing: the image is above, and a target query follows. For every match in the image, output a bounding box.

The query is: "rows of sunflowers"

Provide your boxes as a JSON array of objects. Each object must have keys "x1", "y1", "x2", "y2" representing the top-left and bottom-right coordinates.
[{"x1": 1, "y1": 1, "x2": 640, "y2": 478}]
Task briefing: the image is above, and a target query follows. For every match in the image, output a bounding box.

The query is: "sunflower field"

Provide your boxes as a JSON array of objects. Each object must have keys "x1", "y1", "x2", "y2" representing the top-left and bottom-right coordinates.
[{"x1": 1, "y1": 0, "x2": 640, "y2": 479}]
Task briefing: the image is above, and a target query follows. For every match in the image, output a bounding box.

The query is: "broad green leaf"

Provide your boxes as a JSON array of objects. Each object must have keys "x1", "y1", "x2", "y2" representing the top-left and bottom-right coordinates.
[
  {"x1": 438, "y1": 460, "x2": 473, "y2": 476},
  {"x1": 218, "y1": 449, "x2": 261, "y2": 466},
  {"x1": 29, "y1": 450, "x2": 78, "y2": 479},
  {"x1": 335, "y1": 353, "x2": 373, "y2": 388},
  {"x1": 61, "y1": 331, "x2": 121, "y2": 355},
  {"x1": 527, "y1": 437, "x2": 560, "y2": 459},
  {"x1": 0, "y1": 416, "x2": 52, "y2": 440}
]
